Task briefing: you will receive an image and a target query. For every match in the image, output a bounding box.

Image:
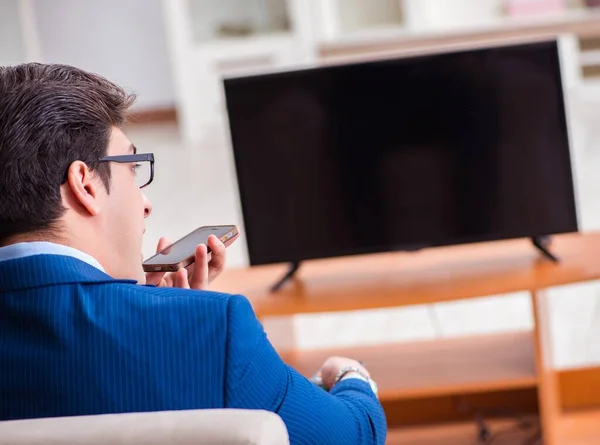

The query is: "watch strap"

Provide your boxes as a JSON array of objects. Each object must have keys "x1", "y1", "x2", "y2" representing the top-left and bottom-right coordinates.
[{"x1": 334, "y1": 366, "x2": 379, "y2": 395}]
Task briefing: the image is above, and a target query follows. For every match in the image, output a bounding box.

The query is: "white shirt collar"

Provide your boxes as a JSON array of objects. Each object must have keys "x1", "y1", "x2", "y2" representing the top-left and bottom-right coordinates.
[{"x1": 0, "y1": 242, "x2": 105, "y2": 272}]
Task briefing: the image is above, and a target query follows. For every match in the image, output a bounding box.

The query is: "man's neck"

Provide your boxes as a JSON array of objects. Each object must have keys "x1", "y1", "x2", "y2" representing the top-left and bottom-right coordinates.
[
  {"x1": 2, "y1": 231, "x2": 103, "y2": 267},
  {"x1": 2, "y1": 233, "x2": 60, "y2": 247},
  {"x1": 0, "y1": 240, "x2": 107, "y2": 273}
]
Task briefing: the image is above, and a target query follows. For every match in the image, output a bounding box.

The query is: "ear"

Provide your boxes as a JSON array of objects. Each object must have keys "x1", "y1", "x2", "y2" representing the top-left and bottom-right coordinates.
[{"x1": 65, "y1": 161, "x2": 102, "y2": 217}]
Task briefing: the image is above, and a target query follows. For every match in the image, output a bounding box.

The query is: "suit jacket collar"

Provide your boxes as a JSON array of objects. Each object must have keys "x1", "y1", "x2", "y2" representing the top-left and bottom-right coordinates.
[{"x1": 0, "y1": 254, "x2": 137, "y2": 292}]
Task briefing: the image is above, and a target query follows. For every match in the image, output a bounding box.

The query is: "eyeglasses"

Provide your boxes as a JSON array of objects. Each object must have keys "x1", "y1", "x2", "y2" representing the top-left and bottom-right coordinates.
[{"x1": 99, "y1": 153, "x2": 155, "y2": 189}]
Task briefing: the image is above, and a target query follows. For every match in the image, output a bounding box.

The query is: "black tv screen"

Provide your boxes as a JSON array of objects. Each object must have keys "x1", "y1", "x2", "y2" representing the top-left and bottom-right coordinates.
[{"x1": 223, "y1": 40, "x2": 578, "y2": 266}]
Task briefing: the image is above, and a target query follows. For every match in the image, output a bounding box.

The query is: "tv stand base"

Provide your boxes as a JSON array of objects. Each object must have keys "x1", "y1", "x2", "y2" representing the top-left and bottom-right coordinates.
[
  {"x1": 532, "y1": 236, "x2": 559, "y2": 262},
  {"x1": 270, "y1": 261, "x2": 301, "y2": 293}
]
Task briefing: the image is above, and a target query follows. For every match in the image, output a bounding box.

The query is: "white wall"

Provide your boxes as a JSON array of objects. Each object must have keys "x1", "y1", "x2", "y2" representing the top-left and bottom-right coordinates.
[
  {"x1": 32, "y1": 0, "x2": 174, "y2": 110},
  {"x1": 0, "y1": 0, "x2": 26, "y2": 65}
]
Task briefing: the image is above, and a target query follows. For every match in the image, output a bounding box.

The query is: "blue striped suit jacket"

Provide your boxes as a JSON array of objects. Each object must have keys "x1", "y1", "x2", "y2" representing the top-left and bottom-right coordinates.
[{"x1": 0, "y1": 255, "x2": 386, "y2": 444}]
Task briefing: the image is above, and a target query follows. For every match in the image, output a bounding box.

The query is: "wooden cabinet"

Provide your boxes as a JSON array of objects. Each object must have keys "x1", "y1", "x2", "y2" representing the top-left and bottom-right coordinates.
[{"x1": 214, "y1": 232, "x2": 600, "y2": 443}]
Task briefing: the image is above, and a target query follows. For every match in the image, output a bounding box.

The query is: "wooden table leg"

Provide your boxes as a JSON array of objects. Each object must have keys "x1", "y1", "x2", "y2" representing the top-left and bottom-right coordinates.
[{"x1": 531, "y1": 289, "x2": 560, "y2": 445}]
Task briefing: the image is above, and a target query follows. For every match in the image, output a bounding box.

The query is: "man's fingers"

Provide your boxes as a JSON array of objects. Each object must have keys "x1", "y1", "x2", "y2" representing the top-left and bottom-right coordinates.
[
  {"x1": 163, "y1": 274, "x2": 175, "y2": 287},
  {"x1": 145, "y1": 236, "x2": 225, "y2": 290},
  {"x1": 156, "y1": 237, "x2": 173, "y2": 253},
  {"x1": 189, "y1": 244, "x2": 209, "y2": 290},
  {"x1": 206, "y1": 235, "x2": 226, "y2": 279},
  {"x1": 174, "y1": 268, "x2": 190, "y2": 289},
  {"x1": 145, "y1": 271, "x2": 165, "y2": 286},
  {"x1": 143, "y1": 237, "x2": 174, "y2": 286}
]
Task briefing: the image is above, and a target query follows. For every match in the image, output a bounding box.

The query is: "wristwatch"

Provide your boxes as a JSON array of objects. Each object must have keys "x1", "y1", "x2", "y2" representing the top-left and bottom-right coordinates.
[{"x1": 334, "y1": 366, "x2": 379, "y2": 396}]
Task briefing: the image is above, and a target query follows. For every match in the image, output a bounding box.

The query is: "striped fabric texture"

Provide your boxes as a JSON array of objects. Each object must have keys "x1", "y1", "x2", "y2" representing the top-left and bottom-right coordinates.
[{"x1": 0, "y1": 255, "x2": 386, "y2": 444}]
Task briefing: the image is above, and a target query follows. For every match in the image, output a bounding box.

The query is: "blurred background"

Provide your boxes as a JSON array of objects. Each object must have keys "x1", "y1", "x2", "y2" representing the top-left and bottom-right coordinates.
[{"x1": 3, "y1": 0, "x2": 600, "y2": 380}]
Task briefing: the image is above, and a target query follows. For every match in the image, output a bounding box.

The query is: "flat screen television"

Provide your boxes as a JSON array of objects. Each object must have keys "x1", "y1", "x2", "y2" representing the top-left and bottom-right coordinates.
[{"x1": 223, "y1": 40, "x2": 578, "y2": 267}]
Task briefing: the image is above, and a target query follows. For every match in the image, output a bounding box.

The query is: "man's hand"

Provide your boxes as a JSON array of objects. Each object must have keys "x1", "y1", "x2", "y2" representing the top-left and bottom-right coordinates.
[
  {"x1": 144, "y1": 234, "x2": 227, "y2": 290},
  {"x1": 319, "y1": 356, "x2": 370, "y2": 390}
]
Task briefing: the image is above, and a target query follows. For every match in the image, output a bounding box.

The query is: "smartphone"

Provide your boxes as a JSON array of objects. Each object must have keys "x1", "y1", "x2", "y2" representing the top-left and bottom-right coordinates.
[{"x1": 142, "y1": 225, "x2": 239, "y2": 272}]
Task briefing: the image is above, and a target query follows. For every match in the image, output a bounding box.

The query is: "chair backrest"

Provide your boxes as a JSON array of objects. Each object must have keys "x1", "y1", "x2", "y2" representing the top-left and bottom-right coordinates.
[{"x1": 0, "y1": 409, "x2": 289, "y2": 445}]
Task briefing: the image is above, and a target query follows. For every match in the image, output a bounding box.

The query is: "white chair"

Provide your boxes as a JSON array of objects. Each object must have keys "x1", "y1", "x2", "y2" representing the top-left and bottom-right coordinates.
[{"x1": 0, "y1": 409, "x2": 289, "y2": 445}]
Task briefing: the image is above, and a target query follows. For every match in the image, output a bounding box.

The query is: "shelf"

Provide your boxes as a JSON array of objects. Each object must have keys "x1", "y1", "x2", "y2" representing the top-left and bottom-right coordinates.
[
  {"x1": 336, "y1": 0, "x2": 403, "y2": 34},
  {"x1": 215, "y1": 232, "x2": 600, "y2": 318},
  {"x1": 186, "y1": 0, "x2": 290, "y2": 43},
  {"x1": 281, "y1": 331, "x2": 536, "y2": 402},
  {"x1": 318, "y1": 7, "x2": 600, "y2": 60},
  {"x1": 386, "y1": 417, "x2": 539, "y2": 445}
]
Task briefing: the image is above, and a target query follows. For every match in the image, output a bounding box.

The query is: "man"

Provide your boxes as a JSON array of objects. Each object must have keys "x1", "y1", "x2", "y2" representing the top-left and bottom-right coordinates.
[{"x1": 0, "y1": 63, "x2": 386, "y2": 444}]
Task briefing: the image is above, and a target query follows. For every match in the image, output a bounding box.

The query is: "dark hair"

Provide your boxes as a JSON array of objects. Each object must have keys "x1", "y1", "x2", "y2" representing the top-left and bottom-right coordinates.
[{"x1": 0, "y1": 63, "x2": 136, "y2": 243}]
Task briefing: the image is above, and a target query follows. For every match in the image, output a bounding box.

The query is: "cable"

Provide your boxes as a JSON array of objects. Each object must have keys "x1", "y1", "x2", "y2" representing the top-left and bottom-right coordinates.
[
  {"x1": 454, "y1": 398, "x2": 538, "y2": 445},
  {"x1": 483, "y1": 425, "x2": 540, "y2": 445},
  {"x1": 475, "y1": 411, "x2": 492, "y2": 442}
]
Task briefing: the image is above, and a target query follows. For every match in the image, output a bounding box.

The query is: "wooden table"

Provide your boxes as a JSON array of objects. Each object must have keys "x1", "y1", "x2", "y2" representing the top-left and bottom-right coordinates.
[{"x1": 213, "y1": 232, "x2": 600, "y2": 444}]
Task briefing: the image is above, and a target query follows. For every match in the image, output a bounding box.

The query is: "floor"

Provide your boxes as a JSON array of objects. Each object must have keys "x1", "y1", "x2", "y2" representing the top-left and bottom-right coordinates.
[{"x1": 128, "y1": 79, "x2": 600, "y2": 370}]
